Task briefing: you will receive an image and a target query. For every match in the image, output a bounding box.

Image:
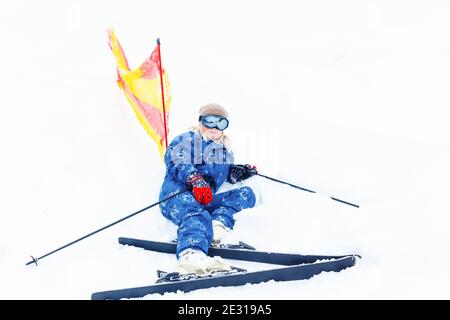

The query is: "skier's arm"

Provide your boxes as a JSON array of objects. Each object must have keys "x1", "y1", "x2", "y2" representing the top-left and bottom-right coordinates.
[{"x1": 164, "y1": 135, "x2": 198, "y2": 184}]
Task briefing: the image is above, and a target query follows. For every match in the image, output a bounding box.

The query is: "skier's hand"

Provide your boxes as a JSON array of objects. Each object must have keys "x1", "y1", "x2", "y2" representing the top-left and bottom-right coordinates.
[
  {"x1": 187, "y1": 172, "x2": 213, "y2": 205},
  {"x1": 228, "y1": 164, "x2": 258, "y2": 184}
]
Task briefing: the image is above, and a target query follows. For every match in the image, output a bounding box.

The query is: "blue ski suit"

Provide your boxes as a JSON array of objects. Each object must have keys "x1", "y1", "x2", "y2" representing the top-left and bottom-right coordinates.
[{"x1": 159, "y1": 130, "x2": 256, "y2": 258}]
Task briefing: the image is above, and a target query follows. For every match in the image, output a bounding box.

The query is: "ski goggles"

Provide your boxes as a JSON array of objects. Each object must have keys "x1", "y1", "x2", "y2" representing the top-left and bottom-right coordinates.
[{"x1": 198, "y1": 115, "x2": 229, "y2": 131}]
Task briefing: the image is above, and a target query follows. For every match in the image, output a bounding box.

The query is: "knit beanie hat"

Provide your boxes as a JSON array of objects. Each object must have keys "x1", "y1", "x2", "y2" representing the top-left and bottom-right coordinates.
[{"x1": 199, "y1": 103, "x2": 229, "y2": 119}]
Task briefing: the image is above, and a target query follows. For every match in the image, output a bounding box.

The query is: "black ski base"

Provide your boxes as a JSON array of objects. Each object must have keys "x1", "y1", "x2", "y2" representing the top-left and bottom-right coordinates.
[
  {"x1": 118, "y1": 237, "x2": 360, "y2": 265},
  {"x1": 91, "y1": 237, "x2": 360, "y2": 300},
  {"x1": 91, "y1": 256, "x2": 355, "y2": 300}
]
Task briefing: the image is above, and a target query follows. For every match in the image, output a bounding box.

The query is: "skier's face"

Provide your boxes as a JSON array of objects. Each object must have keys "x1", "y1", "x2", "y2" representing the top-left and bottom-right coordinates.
[{"x1": 200, "y1": 125, "x2": 223, "y2": 140}]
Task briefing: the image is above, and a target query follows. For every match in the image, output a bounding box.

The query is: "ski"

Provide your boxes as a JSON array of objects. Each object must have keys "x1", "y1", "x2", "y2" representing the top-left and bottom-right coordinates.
[
  {"x1": 90, "y1": 237, "x2": 360, "y2": 299},
  {"x1": 91, "y1": 255, "x2": 356, "y2": 300},
  {"x1": 118, "y1": 237, "x2": 360, "y2": 265}
]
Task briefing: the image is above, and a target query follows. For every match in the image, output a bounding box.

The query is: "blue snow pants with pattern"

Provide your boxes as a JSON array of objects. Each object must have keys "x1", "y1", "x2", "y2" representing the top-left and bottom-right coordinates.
[{"x1": 159, "y1": 186, "x2": 256, "y2": 258}]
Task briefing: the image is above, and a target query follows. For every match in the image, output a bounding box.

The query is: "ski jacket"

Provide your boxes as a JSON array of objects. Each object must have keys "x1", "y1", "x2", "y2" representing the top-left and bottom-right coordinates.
[{"x1": 160, "y1": 130, "x2": 234, "y2": 199}]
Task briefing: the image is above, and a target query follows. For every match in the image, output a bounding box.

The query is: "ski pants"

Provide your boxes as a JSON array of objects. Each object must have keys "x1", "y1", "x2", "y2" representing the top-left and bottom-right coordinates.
[{"x1": 160, "y1": 186, "x2": 256, "y2": 258}]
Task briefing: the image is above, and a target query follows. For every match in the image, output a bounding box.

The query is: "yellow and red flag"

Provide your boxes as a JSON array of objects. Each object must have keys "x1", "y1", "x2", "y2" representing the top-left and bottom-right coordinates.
[{"x1": 107, "y1": 28, "x2": 171, "y2": 159}]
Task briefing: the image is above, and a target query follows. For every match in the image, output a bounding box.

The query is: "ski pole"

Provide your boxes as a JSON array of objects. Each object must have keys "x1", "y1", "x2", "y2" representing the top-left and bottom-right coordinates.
[
  {"x1": 257, "y1": 173, "x2": 359, "y2": 208},
  {"x1": 26, "y1": 190, "x2": 187, "y2": 266}
]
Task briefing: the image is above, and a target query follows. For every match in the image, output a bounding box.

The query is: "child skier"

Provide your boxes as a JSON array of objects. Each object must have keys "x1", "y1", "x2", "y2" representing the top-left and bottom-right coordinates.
[{"x1": 159, "y1": 103, "x2": 258, "y2": 275}]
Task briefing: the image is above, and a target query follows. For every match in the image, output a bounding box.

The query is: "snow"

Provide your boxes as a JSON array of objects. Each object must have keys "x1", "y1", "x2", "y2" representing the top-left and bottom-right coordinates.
[{"x1": 1, "y1": 0, "x2": 450, "y2": 299}]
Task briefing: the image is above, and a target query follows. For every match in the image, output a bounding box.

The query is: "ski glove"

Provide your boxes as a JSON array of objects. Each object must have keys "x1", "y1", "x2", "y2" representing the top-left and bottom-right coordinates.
[
  {"x1": 186, "y1": 171, "x2": 213, "y2": 205},
  {"x1": 228, "y1": 164, "x2": 258, "y2": 184}
]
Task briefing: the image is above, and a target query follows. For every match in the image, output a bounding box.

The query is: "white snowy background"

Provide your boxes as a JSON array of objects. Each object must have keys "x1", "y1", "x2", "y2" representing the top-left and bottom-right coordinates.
[{"x1": 1, "y1": 0, "x2": 449, "y2": 299}]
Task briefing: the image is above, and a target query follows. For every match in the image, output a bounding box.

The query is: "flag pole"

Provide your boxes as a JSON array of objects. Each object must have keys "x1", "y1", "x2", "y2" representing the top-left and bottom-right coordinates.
[{"x1": 156, "y1": 38, "x2": 168, "y2": 150}]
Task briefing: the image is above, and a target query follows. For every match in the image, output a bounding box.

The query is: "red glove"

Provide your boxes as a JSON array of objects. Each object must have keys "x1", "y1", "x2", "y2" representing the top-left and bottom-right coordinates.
[{"x1": 186, "y1": 172, "x2": 213, "y2": 205}]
